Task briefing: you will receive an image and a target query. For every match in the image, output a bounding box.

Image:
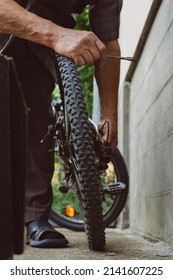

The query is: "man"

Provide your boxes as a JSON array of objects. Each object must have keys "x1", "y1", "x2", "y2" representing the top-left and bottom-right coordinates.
[{"x1": 0, "y1": 0, "x2": 122, "y2": 248}]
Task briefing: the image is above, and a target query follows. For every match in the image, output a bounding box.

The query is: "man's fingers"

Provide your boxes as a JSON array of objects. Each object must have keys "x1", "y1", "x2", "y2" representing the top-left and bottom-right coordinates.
[
  {"x1": 73, "y1": 43, "x2": 105, "y2": 66},
  {"x1": 74, "y1": 55, "x2": 85, "y2": 66},
  {"x1": 72, "y1": 31, "x2": 106, "y2": 65},
  {"x1": 98, "y1": 119, "x2": 118, "y2": 149},
  {"x1": 83, "y1": 31, "x2": 106, "y2": 58},
  {"x1": 73, "y1": 47, "x2": 102, "y2": 66},
  {"x1": 81, "y1": 50, "x2": 94, "y2": 65},
  {"x1": 98, "y1": 121, "x2": 109, "y2": 141}
]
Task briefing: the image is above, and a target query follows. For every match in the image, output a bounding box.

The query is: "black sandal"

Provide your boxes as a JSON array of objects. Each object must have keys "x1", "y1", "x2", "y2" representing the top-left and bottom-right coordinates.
[{"x1": 26, "y1": 220, "x2": 69, "y2": 248}]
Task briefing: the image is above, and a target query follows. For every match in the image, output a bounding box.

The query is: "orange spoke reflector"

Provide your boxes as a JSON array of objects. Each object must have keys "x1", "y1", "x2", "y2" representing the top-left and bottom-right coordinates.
[{"x1": 66, "y1": 205, "x2": 75, "y2": 217}]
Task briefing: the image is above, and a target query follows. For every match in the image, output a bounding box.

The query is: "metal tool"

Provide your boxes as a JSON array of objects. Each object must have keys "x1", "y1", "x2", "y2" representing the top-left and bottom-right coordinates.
[{"x1": 106, "y1": 54, "x2": 136, "y2": 61}]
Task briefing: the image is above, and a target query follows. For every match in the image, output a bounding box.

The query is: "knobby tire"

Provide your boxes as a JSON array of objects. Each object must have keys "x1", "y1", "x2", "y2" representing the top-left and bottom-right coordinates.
[{"x1": 56, "y1": 56, "x2": 105, "y2": 250}]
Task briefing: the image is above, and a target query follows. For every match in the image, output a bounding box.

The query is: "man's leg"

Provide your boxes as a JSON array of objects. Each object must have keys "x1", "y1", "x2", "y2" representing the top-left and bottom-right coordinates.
[
  {"x1": 5, "y1": 38, "x2": 68, "y2": 247},
  {"x1": 21, "y1": 57, "x2": 55, "y2": 223}
]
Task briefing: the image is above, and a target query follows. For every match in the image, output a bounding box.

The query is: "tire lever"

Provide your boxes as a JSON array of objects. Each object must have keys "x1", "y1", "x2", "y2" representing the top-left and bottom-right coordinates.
[{"x1": 106, "y1": 55, "x2": 136, "y2": 61}]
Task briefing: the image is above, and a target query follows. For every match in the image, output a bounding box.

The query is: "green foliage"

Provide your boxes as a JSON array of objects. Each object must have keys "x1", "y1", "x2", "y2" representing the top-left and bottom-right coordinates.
[
  {"x1": 52, "y1": 160, "x2": 82, "y2": 219},
  {"x1": 52, "y1": 85, "x2": 60, "y2": 100},
  {"x1": 74, "y1": 6, "x2": 90, "y2": 31},
  {"x1": 52, "y1": 158, "x2": 116, "y2": 220},
  {"x1": 52, "y1": 181, "x2": 82, "y2": 218},
  {"x1": 78, "y1": 64, "x2": 93, "y2": 118},
  {"x1": 75, "y1": 7, "x2": 94, "y2": 118}
]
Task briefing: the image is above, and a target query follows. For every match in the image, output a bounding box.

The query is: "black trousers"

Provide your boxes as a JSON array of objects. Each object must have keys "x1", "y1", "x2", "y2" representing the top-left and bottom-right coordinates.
[{"x1": 5, "y1": 38, "x2": 56, "y2": 223}]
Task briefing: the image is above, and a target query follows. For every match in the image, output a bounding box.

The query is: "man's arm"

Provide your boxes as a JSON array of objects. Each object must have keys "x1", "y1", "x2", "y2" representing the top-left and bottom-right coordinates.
[
  {"x1": 0, "y1": 0, "x2": 106, "y2": 65},
  {"x1": 95, "y1": 40, "x2": 121, "y2": 149},
  {"x1": 0, "y1": 0, "x2": 120, "y2": 149}
]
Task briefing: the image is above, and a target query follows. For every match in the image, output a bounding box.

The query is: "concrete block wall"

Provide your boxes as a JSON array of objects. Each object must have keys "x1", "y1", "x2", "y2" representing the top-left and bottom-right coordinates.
[{"x1": 128, "y1": 0, "x2": 173, "y2": 244}]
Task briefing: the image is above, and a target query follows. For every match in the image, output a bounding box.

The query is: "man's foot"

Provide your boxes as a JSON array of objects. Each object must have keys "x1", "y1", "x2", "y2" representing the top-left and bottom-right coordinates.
[{"x1": 26, "y1": 220, "x2": 69, "y2": 248}]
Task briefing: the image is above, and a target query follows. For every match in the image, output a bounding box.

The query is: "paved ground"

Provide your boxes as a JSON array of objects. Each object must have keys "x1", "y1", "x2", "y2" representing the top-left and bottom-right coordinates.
[{"x1": 14, "y1": 228, "x2": 173, "y2": 260}]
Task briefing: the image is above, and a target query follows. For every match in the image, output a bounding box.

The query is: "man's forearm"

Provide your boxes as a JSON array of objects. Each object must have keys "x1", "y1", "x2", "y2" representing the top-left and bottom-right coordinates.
[
  {"x1": 0, "y1": 0, "x2": 106, "y2": 65},
  {"x1": 0, "y1": 0, "x2": 62, "y2": 49},
  {"x1": 94, "y1": 40, "x2": 121, "y2": 120},
  {"x1": 94, "y1": 40, "x2": 121, "y2": 148}
]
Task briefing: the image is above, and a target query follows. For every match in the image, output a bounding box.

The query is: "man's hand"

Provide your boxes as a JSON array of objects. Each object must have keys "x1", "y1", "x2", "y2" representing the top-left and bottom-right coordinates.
[
  {"x1": 98, "y1": 117, "x2": 118, "y2": 150},
  {"x1": 53, "y1": 28, "x2": 106, "y2": 66},
  {"x1": 0, "y1": 1, "x2": 106, "y2": 66}
]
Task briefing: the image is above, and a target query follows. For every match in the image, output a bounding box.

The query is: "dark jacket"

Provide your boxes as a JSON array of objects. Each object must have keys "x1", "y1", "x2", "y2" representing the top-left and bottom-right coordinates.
[
  {"x1": 1, "y1": 0, "x2": 123, "y2": 81},
  {"x1": 19, "y1": 0, "x2": 123, "y2": 41}
]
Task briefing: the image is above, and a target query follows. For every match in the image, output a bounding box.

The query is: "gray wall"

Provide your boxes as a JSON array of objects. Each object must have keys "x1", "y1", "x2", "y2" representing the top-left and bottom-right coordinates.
[{"x1": 124, "y1": 0, "x2": 173, "y2": 244}]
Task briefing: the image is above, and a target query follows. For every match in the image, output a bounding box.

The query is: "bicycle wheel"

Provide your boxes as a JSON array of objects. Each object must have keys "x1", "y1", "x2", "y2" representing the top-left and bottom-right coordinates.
[
  {"x1": 51, "y1": 147, "x2": 129, "y2": 230},
  {"x1": 51, "y1": 55, "x2": 105, "y2": 250}
]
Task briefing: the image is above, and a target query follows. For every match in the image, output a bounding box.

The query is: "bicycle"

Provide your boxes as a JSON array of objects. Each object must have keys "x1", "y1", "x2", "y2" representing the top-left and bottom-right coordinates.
[
  {"x1": 1, "y1": 0, "x2": 130, "y2": 248},
  {"x1": 41, "y1": 54, "x2": 129, "y2": 250}
]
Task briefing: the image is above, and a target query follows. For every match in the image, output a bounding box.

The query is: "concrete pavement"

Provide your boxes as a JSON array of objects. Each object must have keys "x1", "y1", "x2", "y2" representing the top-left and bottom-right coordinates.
[{"x1": 14, "y1": 228, "x2": 173, "y2": 260}]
